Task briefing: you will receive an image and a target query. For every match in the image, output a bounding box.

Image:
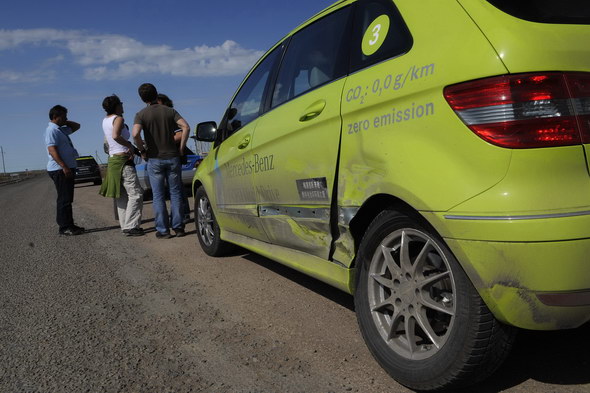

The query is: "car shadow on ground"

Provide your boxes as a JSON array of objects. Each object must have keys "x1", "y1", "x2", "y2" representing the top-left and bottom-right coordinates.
[
  {"x1": 237, "y1": 251, "x2": 590, "y2": 391},
  {"x1": 461, "y1": 322, "x2": 590, "y2": 392},
  {"x1": 239, "y1": 251, "x2": 355, "y2": 311}
]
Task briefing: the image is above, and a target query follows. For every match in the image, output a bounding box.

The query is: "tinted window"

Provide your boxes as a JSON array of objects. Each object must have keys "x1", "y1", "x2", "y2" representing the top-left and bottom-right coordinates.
[
  {"x1": 225, "y1": 47, "x2": 281, "y2": 136},
  {"x1": 487, "y1": 0, "x2": 590, "y2": 24},
  {"x1": 349, "y1": 0, "x2": 412, "y2": 73},
  {"x1": 272, "y1": 6, "x2": 352, "y2": 108}
]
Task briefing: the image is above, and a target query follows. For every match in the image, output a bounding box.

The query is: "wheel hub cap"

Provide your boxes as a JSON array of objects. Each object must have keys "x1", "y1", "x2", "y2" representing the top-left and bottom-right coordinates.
[{"x1": 367, "y1": 228, "x2": 456, "y2": 360}]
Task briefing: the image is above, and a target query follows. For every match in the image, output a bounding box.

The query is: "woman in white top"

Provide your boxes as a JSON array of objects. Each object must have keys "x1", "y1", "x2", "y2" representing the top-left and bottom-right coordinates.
[{"x1": 99, "y1": 94, "x2": 144, "y2": 236}]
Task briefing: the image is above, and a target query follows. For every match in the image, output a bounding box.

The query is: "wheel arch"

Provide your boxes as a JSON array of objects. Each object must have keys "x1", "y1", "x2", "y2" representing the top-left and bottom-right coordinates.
[
  {"x1": 345, "y1": 193, "x2": 502, "y2": 328},
  {"x1": 347, "y1": 194, "x2": 441, "y2": 270},
  {"x1": 192, "y1": 178, "x2": 203, "y2": 197}
]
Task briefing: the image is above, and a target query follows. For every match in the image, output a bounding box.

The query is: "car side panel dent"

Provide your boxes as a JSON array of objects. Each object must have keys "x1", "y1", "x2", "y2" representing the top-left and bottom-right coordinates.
[
  {"x1": 258, "y1": 214, "x2": 332, "y2": 259},
  {"x1": 332, "y1": 222, "x2": 357, "y2": 268},
  {"x1": 223, "y1": 230, "x2": 356, "y2": 294}
]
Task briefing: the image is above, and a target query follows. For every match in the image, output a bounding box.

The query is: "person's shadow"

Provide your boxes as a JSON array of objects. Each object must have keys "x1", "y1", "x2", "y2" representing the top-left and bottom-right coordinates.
[
  {"x1": 83, "y1": 217, "x2": 157, "y2": 234},
  {"x1": 83, "y1": 225, "x2": 122, "y2": 234}
]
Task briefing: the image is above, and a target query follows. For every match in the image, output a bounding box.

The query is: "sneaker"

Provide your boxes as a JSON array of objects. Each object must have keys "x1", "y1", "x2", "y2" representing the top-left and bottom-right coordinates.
[
  {"x1": 155, "y1": 231, "x2": 174, "y2": 239},
  {"x1": 173, "y1": 228, "x2": 186, "y2": 238},
  {"x1": 71, "y1": 224, "x2": 85, "y2": 232},
  {"x1": 125, "y1": 228, "x2": 144, "y2": 237},
  {"x1": 59, "y1": 227, "x2": 84, "y2": 236}
]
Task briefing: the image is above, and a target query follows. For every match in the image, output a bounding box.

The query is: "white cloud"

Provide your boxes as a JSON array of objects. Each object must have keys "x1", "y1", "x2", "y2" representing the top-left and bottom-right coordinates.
[
  {"x1": 0, "y1": 69, "x2": 55, "y2": 83},
  {"x1": 0, "y1": 29, "x2": 76, "y2": 50},
  {"x1": 0, "y1": 28, "x2": 264, "y2": 81}
]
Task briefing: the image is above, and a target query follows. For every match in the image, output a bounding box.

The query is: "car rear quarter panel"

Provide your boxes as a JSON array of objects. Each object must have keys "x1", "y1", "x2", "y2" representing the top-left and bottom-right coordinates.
[
  {"x1": 339, "y1": 0, "x2": 510, "y2": 212},
  {"x1": 458, "y1": 0, "x2": 590, "y2": 178},
  {"x1": 336, "y1": 1, "x2": 590, "y2": 331},
  {"x1": 457, "y1": 0, "x2": 590, "y2": 74}
]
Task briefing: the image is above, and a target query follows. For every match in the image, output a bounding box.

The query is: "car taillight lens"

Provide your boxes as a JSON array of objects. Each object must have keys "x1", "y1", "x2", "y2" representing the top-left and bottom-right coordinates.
[
  {"x1": 568, "y1": 73, "x2": 590, "y2": 144},
  {"x1": 444, "y1": 72, "x2": 590, "y2": 148}
]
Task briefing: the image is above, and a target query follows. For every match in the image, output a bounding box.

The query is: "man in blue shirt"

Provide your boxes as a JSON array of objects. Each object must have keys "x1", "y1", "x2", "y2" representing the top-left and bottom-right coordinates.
[{"x1": 45, "y1": 105, "x2": 85, "y2": 236}]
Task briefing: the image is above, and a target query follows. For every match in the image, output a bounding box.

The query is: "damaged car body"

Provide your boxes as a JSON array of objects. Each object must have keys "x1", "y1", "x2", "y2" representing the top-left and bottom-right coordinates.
[{"x1": 192, "y1": 0, "x2": 590, "y2": 390}]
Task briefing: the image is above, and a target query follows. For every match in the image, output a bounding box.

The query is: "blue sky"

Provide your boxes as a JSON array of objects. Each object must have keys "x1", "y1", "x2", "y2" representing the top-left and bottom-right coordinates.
[{"x1": 0, "y1": 0, "x2": 335, "y2": 172}]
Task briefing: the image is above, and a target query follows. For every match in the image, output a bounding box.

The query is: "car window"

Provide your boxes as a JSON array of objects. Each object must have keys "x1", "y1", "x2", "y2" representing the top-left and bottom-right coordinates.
[
  {"x1": 224, "y1": 47, "x2": 282, "y2": 137},
  {"x1": 349, "y1": 0, "x2": 413, "y2": 73},
  {"x1": 486, "y1": 0, "x2": 590, "y2": 24},
  {"x1": 271, "y1": 6, "x2": 352, "y2": 108}
]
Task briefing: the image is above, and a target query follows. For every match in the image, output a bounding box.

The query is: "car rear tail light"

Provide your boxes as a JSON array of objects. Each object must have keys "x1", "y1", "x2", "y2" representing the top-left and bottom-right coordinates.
[
  {"x1": 567, "y1": 73, "x2": 590, "y2": 144},
  {"x1": 444, "y1": 72, "x2": 590, "y2": 148}
]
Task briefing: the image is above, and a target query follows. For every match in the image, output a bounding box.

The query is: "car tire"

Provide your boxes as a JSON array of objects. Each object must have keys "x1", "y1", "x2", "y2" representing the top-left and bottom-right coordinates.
[
  {"x1": 354, "y1": 210, "x2": 515, "y2": 391},
  {"x1": 195, "y1": 186, "x2": 234, "y2": 256}
]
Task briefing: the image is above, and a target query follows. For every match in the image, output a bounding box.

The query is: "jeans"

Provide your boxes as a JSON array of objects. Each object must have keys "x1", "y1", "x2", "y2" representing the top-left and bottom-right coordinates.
[
  {"x1": 48, "y1": 170, "x2": 75, "y2": 231},
  {"x1": 146, "y1": 157, "x2": 184, "y2": 234},
  {"x1": 169, "y1": 183, "x2": 191, "y2": 227}
]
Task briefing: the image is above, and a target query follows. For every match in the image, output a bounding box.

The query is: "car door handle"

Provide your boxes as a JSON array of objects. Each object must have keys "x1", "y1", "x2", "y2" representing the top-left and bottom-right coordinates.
[
  {"x1": 299, "y1": 100, "x2": 326, "y2": 122},
  {"x1": 238, "y1": 135, "x2": 251, "y2": 149}
]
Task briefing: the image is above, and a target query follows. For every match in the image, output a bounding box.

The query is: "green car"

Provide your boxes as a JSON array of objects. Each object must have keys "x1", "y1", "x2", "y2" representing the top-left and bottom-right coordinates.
[{"x1": 193, "y1": 0, "x2": 590, "y2": 390}]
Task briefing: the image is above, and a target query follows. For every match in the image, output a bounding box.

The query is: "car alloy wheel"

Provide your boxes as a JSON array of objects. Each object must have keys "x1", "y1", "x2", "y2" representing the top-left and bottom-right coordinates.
[
  {"x1": 197, "y1": 192, "x2": 214, "y2": 247},
  {"x1": 367, "y1": 227, "x2": 455, "y2": 360},
  {"x1": 355, "y1": 210, "x2": 515, "y2": 391},
  {"x1": 194, "y1": 186, "x2": 234, "y2": 257}
]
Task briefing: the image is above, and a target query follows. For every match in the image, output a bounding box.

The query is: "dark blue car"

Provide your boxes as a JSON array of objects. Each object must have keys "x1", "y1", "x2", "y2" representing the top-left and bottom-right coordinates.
[{"x1": 135, "y1": 154, "x2": 203, "y2": 193}]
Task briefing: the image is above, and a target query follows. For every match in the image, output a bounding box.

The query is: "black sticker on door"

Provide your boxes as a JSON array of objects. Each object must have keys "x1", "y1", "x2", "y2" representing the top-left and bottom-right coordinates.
[{"x1": 296, "y1": 177, "x2": 329, "y2": 201}]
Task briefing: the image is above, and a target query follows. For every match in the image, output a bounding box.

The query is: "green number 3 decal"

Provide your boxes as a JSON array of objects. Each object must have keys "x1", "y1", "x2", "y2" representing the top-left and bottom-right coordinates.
[{"x1": 362, "y1": 15, "x2": 390, "y2": 56}]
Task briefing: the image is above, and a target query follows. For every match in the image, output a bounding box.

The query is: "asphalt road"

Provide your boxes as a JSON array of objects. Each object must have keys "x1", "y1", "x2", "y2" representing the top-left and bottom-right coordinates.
[{"x1": 0, "y1": 175, "x2": 588, "y2": 393}]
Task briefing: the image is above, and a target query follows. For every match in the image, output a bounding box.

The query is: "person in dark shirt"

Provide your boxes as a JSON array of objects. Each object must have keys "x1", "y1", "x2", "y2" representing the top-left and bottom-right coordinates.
[
  {"x1": 132, "y1": 83, "x2": 190, "y2": 239},
  {"x1": 157, "y1": 93, "x2": 192, "y2": 224}
]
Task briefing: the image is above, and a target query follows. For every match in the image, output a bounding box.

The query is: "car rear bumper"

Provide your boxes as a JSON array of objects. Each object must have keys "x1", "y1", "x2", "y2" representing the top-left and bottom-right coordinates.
[
  {"x1": 74, "y1": 175, "x2": 102, "y2": 183},
  {"x1": 425, "y1": 211, "x2": 590, "y2": 330},
  {"x1": 446, "y1": 236, "x2": 590, "y2": 330},
  {"x1": 74, "y1": 173, "x2": 101, "y2": 183}
]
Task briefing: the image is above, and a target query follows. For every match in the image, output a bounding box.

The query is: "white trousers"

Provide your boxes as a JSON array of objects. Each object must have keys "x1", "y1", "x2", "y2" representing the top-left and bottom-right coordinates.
[{"x1": 117, "y1": 165, "x2": 143, "y2": 230}]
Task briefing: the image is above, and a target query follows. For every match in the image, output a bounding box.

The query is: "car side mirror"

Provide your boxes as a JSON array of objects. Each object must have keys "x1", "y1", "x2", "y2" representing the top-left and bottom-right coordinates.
[{"x1": 196, "y1": 121, "x2": 217, "y2": 142}]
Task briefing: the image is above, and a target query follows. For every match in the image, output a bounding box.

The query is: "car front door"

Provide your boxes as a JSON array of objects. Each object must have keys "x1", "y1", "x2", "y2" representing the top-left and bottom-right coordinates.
[
  {"x1": 251, "y1": 6, "x2": 353, "y2": 259},
  {"x1": 206, "y1": 47, "x2": 282, "y2": 241}
]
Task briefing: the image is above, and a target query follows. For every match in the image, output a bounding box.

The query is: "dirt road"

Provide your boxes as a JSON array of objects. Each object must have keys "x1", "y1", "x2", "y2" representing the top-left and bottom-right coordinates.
[{"x1": 0, "y1": 175, "x2": 588, "y2": 392}]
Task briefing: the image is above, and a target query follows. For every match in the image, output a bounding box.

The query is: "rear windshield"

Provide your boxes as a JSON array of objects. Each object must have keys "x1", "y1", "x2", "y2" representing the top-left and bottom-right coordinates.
[{"x1": 487, "y1": 0, "x2": 590, "y2": 24}]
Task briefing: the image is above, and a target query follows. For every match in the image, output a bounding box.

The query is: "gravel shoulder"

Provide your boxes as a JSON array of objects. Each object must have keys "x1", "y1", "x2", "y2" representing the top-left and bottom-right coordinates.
[{"x1": 0, "y1": 175, "x2": 588, "y2": 393}]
